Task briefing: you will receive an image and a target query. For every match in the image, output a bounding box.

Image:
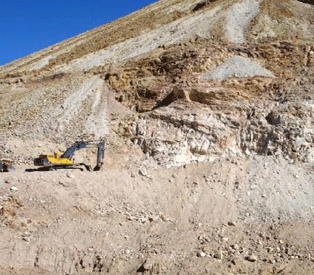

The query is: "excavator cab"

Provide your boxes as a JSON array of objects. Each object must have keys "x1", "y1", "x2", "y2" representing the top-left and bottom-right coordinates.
[{"x1": 34, "y1": 140, "x2": 106, "y2": 171}]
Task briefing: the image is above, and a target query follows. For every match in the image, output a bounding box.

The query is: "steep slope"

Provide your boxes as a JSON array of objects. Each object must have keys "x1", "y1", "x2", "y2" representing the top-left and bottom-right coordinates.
[{"x1": 0, "y1": 0, "x2": 313, "y2": 77}]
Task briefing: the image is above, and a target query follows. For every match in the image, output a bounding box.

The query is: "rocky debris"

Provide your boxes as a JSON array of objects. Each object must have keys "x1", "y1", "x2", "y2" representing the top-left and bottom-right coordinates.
[{"x1": 116, "y1": 83, "x2": 314, "y2": 168}]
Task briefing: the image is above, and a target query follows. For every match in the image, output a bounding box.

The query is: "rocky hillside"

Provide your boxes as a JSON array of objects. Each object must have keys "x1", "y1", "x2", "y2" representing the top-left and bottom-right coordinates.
[
  {"x1": 0, "y1": 0, "x2": 314, "y2": 274},
  {"x1": 1, "y1": 0, "x2": 314, "y2": 167}
]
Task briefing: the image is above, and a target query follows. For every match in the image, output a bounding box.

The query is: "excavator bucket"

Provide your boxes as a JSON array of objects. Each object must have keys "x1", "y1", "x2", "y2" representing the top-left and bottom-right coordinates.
[{"x1": 94, "y1": 140, "x2": 105, "y2": 171}]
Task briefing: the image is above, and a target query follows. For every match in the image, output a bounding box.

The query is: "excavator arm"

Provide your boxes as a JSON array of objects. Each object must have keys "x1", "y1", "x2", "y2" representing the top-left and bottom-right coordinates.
[{"x1": 61, "y1": 141, "x2": 90, "y2": 159}]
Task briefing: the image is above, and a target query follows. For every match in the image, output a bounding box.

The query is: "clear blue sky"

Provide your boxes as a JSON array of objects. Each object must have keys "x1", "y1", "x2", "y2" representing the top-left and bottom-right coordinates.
[{"x1": 0, "y1": 0, "x2": 158, "y2": 66}]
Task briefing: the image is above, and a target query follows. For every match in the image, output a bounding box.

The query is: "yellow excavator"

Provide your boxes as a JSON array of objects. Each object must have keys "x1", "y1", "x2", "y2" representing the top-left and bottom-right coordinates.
[{"x1": 34, "y1": 140, "x2": 105, "y2": 171}]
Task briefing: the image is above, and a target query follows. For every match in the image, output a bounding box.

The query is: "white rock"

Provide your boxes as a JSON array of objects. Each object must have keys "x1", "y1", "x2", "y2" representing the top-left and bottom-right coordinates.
[
  {"x1": 197, "y1": 251, "x2": 206, "y2": 257},
  {"x1": 67, "y1": 173, "x2": 75, "y2": 179},
  {"x1": 139, "y1": 168, "x2": 147, "y2": 176},
  {"x1": 10, "y1": 186, "x2": 18, "y2": 191}
]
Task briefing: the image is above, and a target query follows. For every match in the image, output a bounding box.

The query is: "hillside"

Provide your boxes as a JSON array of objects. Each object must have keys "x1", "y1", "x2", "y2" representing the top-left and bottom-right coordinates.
[{"x1": 0, "y1": 0, "x2": 314, "y2": 274}]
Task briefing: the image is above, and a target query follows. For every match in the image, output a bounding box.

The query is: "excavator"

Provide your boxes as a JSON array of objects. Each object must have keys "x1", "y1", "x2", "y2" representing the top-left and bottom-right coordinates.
[{"x1": 34, "y1": 140, "x2": 105, "y2": 171}]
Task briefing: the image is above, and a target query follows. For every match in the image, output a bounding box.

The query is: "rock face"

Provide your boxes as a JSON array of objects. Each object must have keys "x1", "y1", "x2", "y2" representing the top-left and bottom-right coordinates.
[{"x1": 0, "y1": 1, "x2": 314, "y2": 274}]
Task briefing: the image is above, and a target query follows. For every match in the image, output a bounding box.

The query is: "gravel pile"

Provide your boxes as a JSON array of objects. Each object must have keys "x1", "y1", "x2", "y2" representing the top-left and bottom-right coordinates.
[{"x1": 201, "y1": 55, "x2": 274, "y2": 80}]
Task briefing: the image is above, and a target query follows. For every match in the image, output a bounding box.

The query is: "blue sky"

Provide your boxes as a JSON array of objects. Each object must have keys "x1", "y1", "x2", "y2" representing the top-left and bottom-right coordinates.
[{"x1": 0, "y1": 0, "x2": 157, "y2": 66}]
